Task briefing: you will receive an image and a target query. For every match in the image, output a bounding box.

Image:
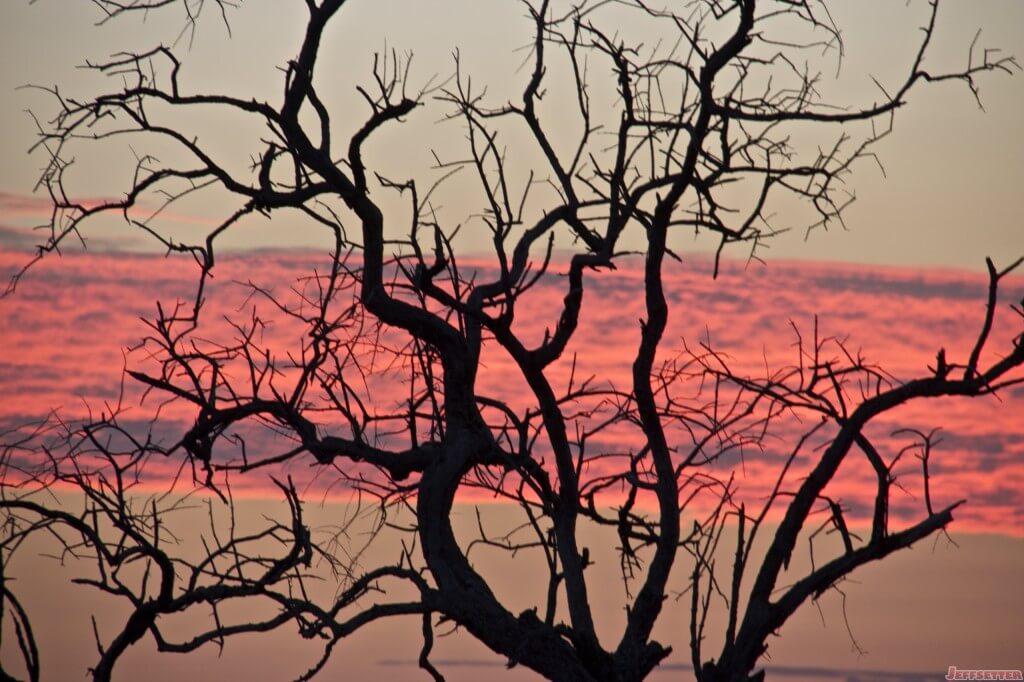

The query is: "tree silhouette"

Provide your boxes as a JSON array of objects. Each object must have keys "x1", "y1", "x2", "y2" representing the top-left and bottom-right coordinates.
[{"x1": 2, "y1": 1, "x2": 1022, "y2": 681}]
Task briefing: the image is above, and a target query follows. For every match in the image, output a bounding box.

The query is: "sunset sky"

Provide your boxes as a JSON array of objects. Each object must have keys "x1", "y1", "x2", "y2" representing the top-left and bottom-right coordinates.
[
  {"x1": 1, "y1": 0, "x2": 1022, "y2": 266},
  {"x1": 1, "y1": 1, "x2": 1023, "y2": 680}
]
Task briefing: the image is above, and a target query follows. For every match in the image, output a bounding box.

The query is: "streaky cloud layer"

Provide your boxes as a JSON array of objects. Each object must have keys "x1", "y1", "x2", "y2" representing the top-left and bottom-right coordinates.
[{"x1": 2, "y1": 249, "x2": 1021, "y2": 534}]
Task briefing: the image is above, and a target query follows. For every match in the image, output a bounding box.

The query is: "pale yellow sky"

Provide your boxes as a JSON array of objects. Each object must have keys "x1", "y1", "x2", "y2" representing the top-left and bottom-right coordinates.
[
  {"x1": 0, "y1": 0, "x2": 1022, "y2": 269},
  {"x1": 3, "y1": 499, "x2": 1023, "y2": 680}
]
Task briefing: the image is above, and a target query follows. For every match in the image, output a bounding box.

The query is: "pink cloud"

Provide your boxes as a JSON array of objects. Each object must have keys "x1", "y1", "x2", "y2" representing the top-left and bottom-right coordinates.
[
  {"x1": 2, "y1": 249, "x2": 1021, "y2": 534},
  {"x1": 0, "y1": 190, "x2": 225, "y2": 249}
]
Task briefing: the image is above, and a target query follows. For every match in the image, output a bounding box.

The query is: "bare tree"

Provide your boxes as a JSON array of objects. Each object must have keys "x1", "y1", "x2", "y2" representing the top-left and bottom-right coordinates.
[{"x1": 2, "y1": 1, "x2": 1022, "y2": 681}]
